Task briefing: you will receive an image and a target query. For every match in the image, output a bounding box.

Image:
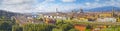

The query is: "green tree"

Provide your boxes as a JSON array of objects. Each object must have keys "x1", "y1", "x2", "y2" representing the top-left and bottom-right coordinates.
[
  {"x1": 69, "y1": 29, "x2": 79, "y2": 31},
  {"x1": 61, "y1": 24, "x2": 73, "y2": 31},
  {"x1": 52, "y1": 28, "x2": 63, "y2": 31},
  {"x1": 0, "y1": 16, "x2": 15, "y2": 31},
  {"x1": 12, "y1": 25, "x2": 22, "y2": 31},
  {"x1": 23, "y1": 24, "x2": 55, "y2": 31},
  {"x1": 0, "y1": 22, "x2": 12, "y2": 31}
]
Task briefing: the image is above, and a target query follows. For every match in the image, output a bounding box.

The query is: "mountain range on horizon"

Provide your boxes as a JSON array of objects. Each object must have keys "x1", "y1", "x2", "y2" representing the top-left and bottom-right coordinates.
[
  {"x1": 0, "y1": 6, "x2": 119, "y2": 17},
  {"x1": 0, "y1": 6, "x2": 120, "y2": 14},
  {"x1": 0, "y1": 10, "x2": 22, "y2": 18},
  {"x1": 83, "y1": 6, "x2": 120, "y2": 12}
]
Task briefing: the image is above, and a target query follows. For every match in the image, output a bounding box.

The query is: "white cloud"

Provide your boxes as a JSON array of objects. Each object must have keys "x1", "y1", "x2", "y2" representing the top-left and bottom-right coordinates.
[
  {"x1": 0, "y1": 0, "x2": 57, "y2": 13},
  {"x1": 1, "y1": 0, "x2": 35, "y2": 5},
  {"x1": 45, "y1": 0, "x2": 55, "y2": 2},
  {"x1": 105, "y1": 0, "x2": 120, "y2": 7},
  {"x1": 85, "y1": 2, "x2": 90, "y2": 6},
  {"x1": 0, "y1": 0, "x2": 120, "y2": 13},
  {"x1": 83, "y1": 0, "x2": 120, "y2": 9},
  {"x1": 0, "y1": 0, "x2": 37, "y2": 13},
  {"x1": 61, "y1": 0, "x2": 76, "y2": 2},
  {"x1": 95, "y1": 0, "x2": 100, "y2": 2},
  {"x1": 36, "y1": 4, "x2": 82, "y2": 12}
]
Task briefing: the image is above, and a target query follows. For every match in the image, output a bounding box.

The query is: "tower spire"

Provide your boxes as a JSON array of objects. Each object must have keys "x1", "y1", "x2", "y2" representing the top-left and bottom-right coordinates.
[
  {"x1": 80, "y1": 8, "x2": 84, "y2": 13},
  {"x1": 112, "y1": 7, "x2": 116, "y2": 17},
  {"x1": 56, "y1": 8, "x2": 59, "y2": 15},
  {"x1": 112, "y1": 7, "x2": 114, "y2": 13},
  {"x1": 56, "y1": 8, "x2": 58, "y2": 12}
]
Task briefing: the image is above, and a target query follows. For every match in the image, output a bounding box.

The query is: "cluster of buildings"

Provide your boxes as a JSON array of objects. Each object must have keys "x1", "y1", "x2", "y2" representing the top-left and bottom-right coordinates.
[
  {"x1": 38, "y1": 8, "x2": 120, "y2": 23},
  {"x1": 12, "y1": 8, "x2": 120, "y2": 31},
  {"x1": 13, "y1": 8, "x2": 120, "y2": 26}
]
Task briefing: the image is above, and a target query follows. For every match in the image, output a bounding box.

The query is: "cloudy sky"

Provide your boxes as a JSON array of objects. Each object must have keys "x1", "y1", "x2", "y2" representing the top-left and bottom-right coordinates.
[{"x1": 0, "y1": 0, "x2": 120, "y2": 13}]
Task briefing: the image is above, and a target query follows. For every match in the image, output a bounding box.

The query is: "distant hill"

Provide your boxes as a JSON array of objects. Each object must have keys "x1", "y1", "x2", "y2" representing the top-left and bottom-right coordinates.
[
  {"x1": 0, "y1": 10, "x2": 21, "y2": 18},
  {"x1": 85, "y1": 6, "x2": 120, "y2": 12}
]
